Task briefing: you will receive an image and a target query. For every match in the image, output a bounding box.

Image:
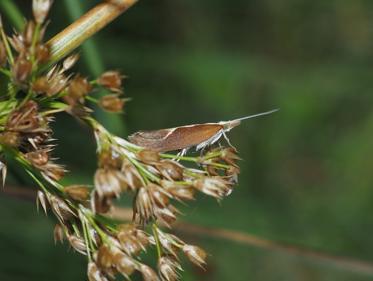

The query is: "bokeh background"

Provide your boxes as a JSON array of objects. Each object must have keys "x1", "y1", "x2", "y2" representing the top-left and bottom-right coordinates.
[{"x1": 1, "y1": 0, "x2": 373, "y2": 280}]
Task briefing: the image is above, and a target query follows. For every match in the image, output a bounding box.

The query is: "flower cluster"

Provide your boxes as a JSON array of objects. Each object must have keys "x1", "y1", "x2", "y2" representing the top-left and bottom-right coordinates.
[{"x1": 0, "y1": 1, "x2": 242, "y2": 281}]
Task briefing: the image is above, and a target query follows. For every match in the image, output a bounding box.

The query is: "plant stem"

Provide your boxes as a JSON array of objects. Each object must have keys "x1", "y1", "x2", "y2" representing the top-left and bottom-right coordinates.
[
  {"x1": 48, "y1": 0, "x2": 138, "y2": 66},
  {"x1": 0, "y1": 0, "x2": 24, "y2": 31}
]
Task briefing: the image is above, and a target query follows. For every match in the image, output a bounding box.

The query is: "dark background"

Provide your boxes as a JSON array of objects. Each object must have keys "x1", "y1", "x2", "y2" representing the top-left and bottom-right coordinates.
[{"x1": 1, "y1": 0, "x2": 373, "y2": 280}]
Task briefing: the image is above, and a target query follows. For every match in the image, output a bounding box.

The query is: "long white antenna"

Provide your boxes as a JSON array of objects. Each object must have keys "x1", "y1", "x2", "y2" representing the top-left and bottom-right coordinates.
[{"x1": 235, "y1": 109, "x2": 279, "y2": 122}]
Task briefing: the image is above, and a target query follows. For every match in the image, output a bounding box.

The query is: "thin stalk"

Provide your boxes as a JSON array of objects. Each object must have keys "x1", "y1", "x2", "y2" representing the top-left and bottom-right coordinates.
[{"x1": 47, "y1": 0, "x2": 138, "y2": 66}]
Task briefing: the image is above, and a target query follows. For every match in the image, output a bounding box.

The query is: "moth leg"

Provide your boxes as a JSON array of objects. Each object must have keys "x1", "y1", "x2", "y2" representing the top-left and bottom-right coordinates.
[
  {"x1": 222, "y1": 131, "x2": 237, "y2": 150},
  {"x1": 174, "y1": 148, "x2": 189, "y2": 161}
]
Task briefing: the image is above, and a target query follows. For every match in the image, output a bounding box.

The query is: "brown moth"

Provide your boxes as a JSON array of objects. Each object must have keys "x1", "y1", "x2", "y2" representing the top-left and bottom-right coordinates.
[{"x1": 128, "y1": 109, "x2": 278, "y2": 153}]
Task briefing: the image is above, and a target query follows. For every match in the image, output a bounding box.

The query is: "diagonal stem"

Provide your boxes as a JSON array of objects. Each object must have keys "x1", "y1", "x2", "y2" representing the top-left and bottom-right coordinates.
[{"x1": 47, "y1": 0, "x2": 138, "y2": 66}]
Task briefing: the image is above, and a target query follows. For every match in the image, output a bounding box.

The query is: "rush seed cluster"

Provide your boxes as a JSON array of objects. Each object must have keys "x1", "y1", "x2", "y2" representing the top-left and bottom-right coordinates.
[{"x1": 0, "y1": 1, "x2": 241, "y2": 281}]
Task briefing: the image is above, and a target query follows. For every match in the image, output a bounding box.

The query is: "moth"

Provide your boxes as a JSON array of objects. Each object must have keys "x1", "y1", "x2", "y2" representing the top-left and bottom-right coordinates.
[{"x1": 128, "y1": 109, "x2": 278, "y2": 153}]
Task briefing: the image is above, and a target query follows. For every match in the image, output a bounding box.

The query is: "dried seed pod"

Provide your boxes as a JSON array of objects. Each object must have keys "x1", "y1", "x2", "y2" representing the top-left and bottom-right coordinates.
[
  {"x1": 94, "y1": 168, "x2": 123, "y2": 198},
  {"x1": 98, "y1": 150, "x2": 121, "y2": 169},
  {"x1": 113, "y1": 252, "x2": 136, "y2": 277},
  {"x1": 32, "y1": 76, "x2": 49, "y2": 94},
  {"x1": 135, "y1": 187, "x2": 154, "y2": 223},
  {"x1": 36, "y1": 190, "x2": 49, "y2": 214},
  {"x1": 140, "y1": 264, "x2": 159, "y2": 281},
  {"x1": 25, "y1": 149, "x2": 49, "y2": 167},
  {"x1": 156, "y1": 160, "x2": 184, "y2": 181},
  {"x1": 160, "y1": 180, "x2": 195, "y2": 201},
  {"x1": 53, "y1": 224, "x2": 65, "y2": 243},
  {"x1": 6, "y1": 100, "x2": 40, "y2": 133},
  {"x1": 117, "y1": 225, "x2": 149, "y2": 256},
  {"x1": 23, "y1": 21, "x2": 36, "y2": 46},
  {"x1": 156, "y1": 229, "x2": 184, "y2": 258},
  {"x1": 193, "y1": 177, "x2": 232, "y2": 199},
  {"x1": 36, "y1": 44, "x2": 50, "y2": 63},
  {"x1": 49, "y1": 195, "x2": 75, "y2": 221},
  {"x1": 99, "y1": 94, "x2": 125, "y2": 113},
  {"x1": 91, "y1": 191, "x2": 112, "y2": 214},
  {"x1": 158, "y1": 256, "x2": 181, "y2": 281},
  {"x1": 42, "y1": 163, "x2": 66, "y2": 182},
  {"x1": 220, "y1": 147, "x2": 240, "y2": 166},
  {"x1": 64, "y1": 185, "x2": 90, "y2": 201},
  {"x1": 182, "y1": 245, "x2": 207, "y2": 268},
  {"x1": 97, "y1": 245, "x2": 114, "y2": 270},
  {"x1": 97, "y1": 71, "x2": 123, "y2": 91},
  {"x1": 67, "y1": 75, "x2": 92, "y2": 100},
  {"x1": 87, "y1": 262, "x2": 109, "y2": 281},
  {"x1": 149, "y1": 183, "x2": 170, "y2": 208},
  {"x1": 68, "y1": 234, "x2": 87, "y2": 255},
  {"x1": 33, "y1": 0, "x2": 53, "y2": 24},
  {"x1": 137, "y1": 149, "x2": 160, "y2": 163},
  {"x1": 63, "y1": 53, "x2": 80, "y2": 70},
  {"x1": 12, "y1": 56, "x2": 32, "y2": 84},
  {"x1": 0, "y1": 132, "x2": 20, "y2": 147},
  {"x1": 154, "y1": 205, "x2": 178, "y2": 227},
  {"x1": 121, "y1": 160, "x2": 142, "y2": 190}
]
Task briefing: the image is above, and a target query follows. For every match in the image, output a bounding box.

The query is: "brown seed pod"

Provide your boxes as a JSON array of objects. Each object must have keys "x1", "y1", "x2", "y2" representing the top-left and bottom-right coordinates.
[
  {"x1": 64, "y1": 185, "x2": 90, "y2": 201},
  {"x1": 99, "y1": 94, "x2": 125, "y2": 113},
  {"x1": 97, "y1": 71, "x2": 123, "y2": 91},
  {"x1": 156, "y1": 160, "x2": 184, "y2": 181}
]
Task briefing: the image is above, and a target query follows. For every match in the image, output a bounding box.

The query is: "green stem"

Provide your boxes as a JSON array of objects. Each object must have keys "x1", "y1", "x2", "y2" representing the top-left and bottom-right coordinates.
[
  {"x1": 152, "y1": 223, "x2": 162, "y2": 259},
  {"x1": 63, "y1": 0, "x2": 127, "y2": 136},
  {"x1": 0, "y1": 0, "x2": 24, "y2": 31}
]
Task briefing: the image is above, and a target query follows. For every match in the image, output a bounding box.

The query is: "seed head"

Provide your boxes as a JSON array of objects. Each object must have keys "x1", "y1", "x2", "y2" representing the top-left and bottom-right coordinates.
[
  {"x1": 193, "y1": 177, "x2": 232, "y2": 199},
  {"x1": 140, "y1": 264, "x2": 159, "y2": 281},
  {"x1": 158, "y1": 256, "x2": 182, "y2": 281},
  {"x1": 12, "y1": 56, "x2": 32, "y2": 84},
  {"x1": 113, "y1": 252, "x2": 136, "y2": 277},
  {"x1": 68, "y1": 234, "x2": 87, "y2": 255},
  {"x1": 97, "y1": 71, "x2": 123, "y2": 92},
  {"x1": 64, "y1": 185, "x2": 90, "y2": 201},
  {"x1": 99, "y1": 94, "x2": 125, "y2": 113},
  {"x1": 0, "y1": 132, "x2": 21, "y2": 147},
  {"x1": 94, "y1": 168, "x2": 124, "y2": 198},
  {"x1": 53, "y1": 224, "x2": 65, "y2": 243},
  {"x1": 87, "y1": 262, "x2": 109, "y2": 281},
  {"x1": 182, "y1": 244, "x2": 207, "y2": 268},
  {"x1": 135, "y1": 187, "x2": 155, "y2": 223},
  {"x1": 137, "y1": 149, "x2": 160, "y2": 163},
  {"x1": 33, "y1": 0, "x2": 53, "y2": 24},
  {"x1": 156, "y1": 160, "x2": 184, "y2": 181},
  {"x1": 36, "y1": 190, "x2": 49, "y2": 214}
]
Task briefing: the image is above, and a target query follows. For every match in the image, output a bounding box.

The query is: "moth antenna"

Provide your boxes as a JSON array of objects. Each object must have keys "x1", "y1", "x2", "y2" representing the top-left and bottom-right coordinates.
[
  {"x1": 223, "y1": 108, "x2": 279, "y2": 129},
  {"x1": 235, "y1": 108, "x2": 279, "y2": 122}
]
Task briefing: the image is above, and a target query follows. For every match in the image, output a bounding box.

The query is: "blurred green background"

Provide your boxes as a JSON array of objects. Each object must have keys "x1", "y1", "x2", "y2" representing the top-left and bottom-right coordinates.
[{"x1": 1, "y1": 0, "x2": 373, "y2": 280}]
